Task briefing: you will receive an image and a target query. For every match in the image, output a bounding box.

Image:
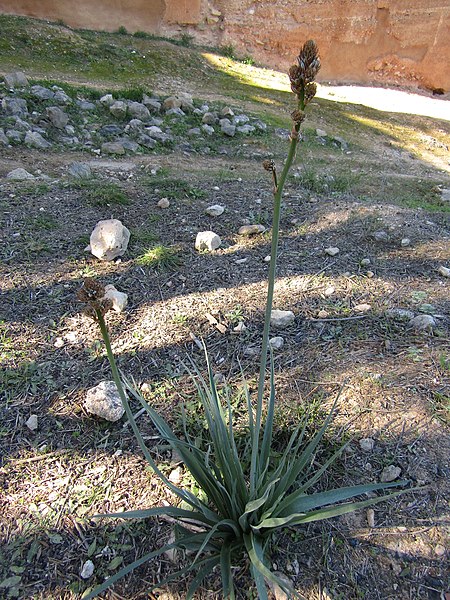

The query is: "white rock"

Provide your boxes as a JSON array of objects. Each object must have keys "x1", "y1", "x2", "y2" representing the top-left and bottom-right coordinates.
[
  {"x1": 205, "y1": 204, "x2": 225, "y2": 216},
  {"x1": 4, "y1": 71, "x2": 29, "y2": 88},
  {"x1": 324, "y1": 286, "x2": 335, "y2": 297},
  {"x1": 359, "y1": 438, "x2": 375, "y2": 452},
  {"x1": 380, "y1": 465, "x2": 401, "y2": 483},
  {"x1": 367, "y1": 509, "x2": 376, "y2": 528},
  {"x1": 80, "y1": 560, "x2": 95, "y2": 579},
  {"x1": 168, "y1": 466, "x2": 183, "y2": 485},
  {"x1": 360, "y1": 258, "x2": 371, "y2": 266},
  {"x1": 103, "y1": 284, "x2": 128, "y2": 313},
  {"x1": 434, "y1": 544, "x2": 446, "y2": 557},
  {"x1": 109, "y1": 101, "x2": 127, "y2": 118},
  {"x1": 84, "y1": 381, "x2": 125, "y2": 422},
  {"x1": 264, "y1": 255, "x2": 271, "y2": 262},
  {"x1": 269, "y1": 336, "x2": 284, "y2": 350},
  {"x1": 233, "y1": 322, "x2": 247, "y2": 333},
  {"x1": 25, "y1": 131, "x2": 51, "y2": 149},
  {"x1": 270, "y1": 310, "x2": 295, "y2": 328},
  {"x1": 99, "y1": 93, "x2": 115, "y2": 106},
  {"x1": 438, "y1": 265, "x2": 450, "y2": 278},
  {"x1": 324, "y1": 247, "x2": 340, "y2": 256},
  {"x1": 401, "y1": 238, "x2": 411, "y2": 247},
  {"x1": 88, "y1": 219, "x2": 130, "y2": 261},
  {"x1": 195, "y1": 231, "x2": 221, "y2": 251},
  {"x1": 408, "y1": 314, "x2": 436, "y2": 331},
  {"x1": 238, "y1": 224, "x2": 266, "y2": 236},
  {"x1": 25, "y1": 414, "x2": 38, "y2": 431},
  {"x1": 158, "y1": 198, "x2": 170, "y2": 208},
  {"x1": 6, "y1": 167, "x2": 35, "y2": 180},
  {"x1": 316, "y1": 128, "x2": 327, "y2": 137},
  {"x1": 354, "y1": 303, "x2": 372, "y2": 313},
  {"x1": 372, "y1": 230, "x2": 389, "y2": 242}
]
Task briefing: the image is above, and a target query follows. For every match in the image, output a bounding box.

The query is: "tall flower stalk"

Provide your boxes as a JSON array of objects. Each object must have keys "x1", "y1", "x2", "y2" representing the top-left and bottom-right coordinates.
[{"x1": 79, "y1": 42, "x2": 409, "y2": 600}]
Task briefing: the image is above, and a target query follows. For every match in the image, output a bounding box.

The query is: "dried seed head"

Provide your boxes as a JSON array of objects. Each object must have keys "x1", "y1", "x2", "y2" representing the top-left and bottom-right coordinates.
[
  {"x1": 77, "y1": 279, "x2": 111, "y2": 319},
  {"x1": 289, "y1": 40, "x2": 321, "y2": 96},
  {"x1": 263, "y1": 159, "x2": 275, "y2": 172},
  {"x1": 304, "y1": 82, "x2": 317, "y2": 104},
  {"x1": 291, "y1": 109, "x2": 306, "y2": 124}
]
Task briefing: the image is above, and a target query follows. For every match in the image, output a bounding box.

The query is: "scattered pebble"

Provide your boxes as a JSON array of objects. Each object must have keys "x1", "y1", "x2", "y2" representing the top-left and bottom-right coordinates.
[
  {"x1": 380, "y1": 465, "x2": 402, "y2": 483},
  {"x1": 360, "y1": 258, "x2": 371, "y2": 266},
  {"x1": 367, "y1": 509, "x2": 375, "y2": 528},
  {"x1": 80, "y1": 560, "x2": 95, "y2": 580},
  {"x1": 168, "y1": 466, "x2": 183, "y2": 485},
  {"x1": 269, "y1": 336, "x2": 284, "y2": 350},
  {"x1": 264, "y1": 255, "x2": 271, "y2": 262},
  {"x1": 233, "y1": 322, "x2": 247, "y2": 333},
  {"x1": 25, "y1": 414, "x2": 38, "y2": 431},
  {"x1": 103, "y1": 284, "x2": 128, "y2": 313},
  {"x1": 434, "y1": 544, "x2": 446, "y2": 557},
  {"x1": 372, "y1": 230, "x2": 389, "y2": 242},
  {"x1": 401, "y1": 237, "x2": 411, "y2": 247},
  {"x1": 84, "y1": 381, "x2": 125, "y2": 422},
  {"x1": 238, "y1": 224, "x2": 266, "y2": 236},
  {"x1": 354, "y1": 303, "x2": 372, "y2": 313},
  {"x1": 408, "y1": 314, "x2": 436, "y2": 332},
  {"x1": 359, "y1": 438, "x2": 375, "y2": 452},
  {"x1": 324, "y1": 286, "x2": 335, "y2": 297},
  {"x1": 438, "y1": 265, "x2": 450, "y2": 278},
  {"x1": 324, "y1": 247, "x2": 339, "y2": 256},
  {"x1": 205, "y1": 204, "x2": 225, "y2": 216},
  {"x1": 270, "y1": 310, "x2": 295, "y2": 328},
  {"x1": 157, "y1": 198, "x2": 170, "y2": 209},
  {"x1": 317, "y1": 309, "x2": 329, "y2": 319},
  {"x1": 6, "y1": 167, "x2": 35, "y2": 180},
  {"x1": 195, "y1": 231, "x2": 221, "y2": 251}
]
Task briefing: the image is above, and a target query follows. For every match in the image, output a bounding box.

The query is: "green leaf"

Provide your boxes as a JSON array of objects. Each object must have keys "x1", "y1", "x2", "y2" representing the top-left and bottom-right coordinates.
[
  {"x1": 87, "y1": 539, "x2": 96, "y2": 558},
  {"x1": 220, "y1": 542, "x2": 235, "y2": 600},
  {"x1": 107, "y1": 556, "x2": 123, "y2": 570},
  {"x1": 0, "y1": 576, "x2": 21, "y2": 589}
]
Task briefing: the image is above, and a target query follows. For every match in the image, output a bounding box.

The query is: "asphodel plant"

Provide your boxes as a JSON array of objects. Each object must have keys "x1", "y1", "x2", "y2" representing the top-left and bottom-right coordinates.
[{"x1": 80, "y1": 41, "x2": 408, "y2": 600}]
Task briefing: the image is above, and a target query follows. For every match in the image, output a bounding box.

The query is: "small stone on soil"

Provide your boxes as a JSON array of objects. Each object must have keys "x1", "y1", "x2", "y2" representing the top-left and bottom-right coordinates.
[
  {"x1": 25, "y1": 414, "x2": 38, "y2": 431},
  {"x1": 270, "y1": 310, "x2": 295, "y2": 328},
  {"x1": 359, "y1": 437, "x2": 375, "y2": 452},
  {"x1": 324, "y1": 247, "x2": 339, "y2": 256},
  {"x1": 80, "y1": 560, "x2": 95, "y2": 579},
  {"x1": 380, "y1": 465, "x2": 402, "y2": 483}
]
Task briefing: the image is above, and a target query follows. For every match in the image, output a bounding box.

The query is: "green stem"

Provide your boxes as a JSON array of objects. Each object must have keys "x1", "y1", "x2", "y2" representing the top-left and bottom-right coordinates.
[{"x1": 251, "y1": 97, "x2": 305, "y2": 491}]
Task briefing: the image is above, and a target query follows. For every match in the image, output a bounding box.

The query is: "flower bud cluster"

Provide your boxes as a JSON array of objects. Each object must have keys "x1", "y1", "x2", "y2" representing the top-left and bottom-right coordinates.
[
  {"x1": 288, "y1": 40, "x2": 320, "y2": 103},
  {"x1": 77, "y1": 278, "x2": 112, "y2": 318}
]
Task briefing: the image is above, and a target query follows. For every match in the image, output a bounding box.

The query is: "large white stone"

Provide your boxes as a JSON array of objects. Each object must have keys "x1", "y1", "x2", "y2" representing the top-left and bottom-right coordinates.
[
  {"x1": 84, "y1": 381, "x2": 125, "y2": 422},
  {"x1": 270, "y1": 310, "x2": 295, "y2": 328},
  {"x1": 87, "y1": 219, "x2": 130, "y2": 261},
  {"x1": 6, "y1": 167, "x2": 35, "y2": 180},
  {"x1": 104, "y1": 284, "x2": 128, "y2": 313},
  {"x1": 195, "y1": 231, "x2": 221, "y2": 251}
]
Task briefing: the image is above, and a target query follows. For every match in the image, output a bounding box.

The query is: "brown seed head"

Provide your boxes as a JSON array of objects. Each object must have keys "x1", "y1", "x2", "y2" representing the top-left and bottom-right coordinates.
[
  {"x1": 77, "y1": 279, "x2": 111, "y2": 319},
  {"x1": 304, "y1": 82, "x2": 317, "y2": 104},
  {"x1": 290, "y1": 40, "x2": 321, "y2": 89},
  {"x1": 263, "y1": 159, "x2": 275, "y2": 172},
  {"x1": 291, "y1": 109, "x2": 306, "y2": 124}
]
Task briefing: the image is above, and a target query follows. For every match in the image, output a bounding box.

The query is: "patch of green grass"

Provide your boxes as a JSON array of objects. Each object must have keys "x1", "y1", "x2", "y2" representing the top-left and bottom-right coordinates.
[
  {"x1": 136, "y1": 244, "x2": 182, "y2": 271},
  {"x1": 69, "y1": 179, "x2": 130, "y2": 206},
  {"x1": 27, "y1": 214, "x2": 59, "y2": 230},
  {"x1": 145, "y1": 177, "x2": 207, "y2": 200},
  {"x1": 0, "y1": 360, "x2": 52, "y2": 400}
]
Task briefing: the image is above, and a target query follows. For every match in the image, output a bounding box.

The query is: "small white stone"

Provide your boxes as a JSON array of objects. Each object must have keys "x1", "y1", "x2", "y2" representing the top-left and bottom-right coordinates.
[
  {"x1": 89, "y1": 219, "x2": 130, "y2": 261},
  {"x1": 25, "y1": 414, "x2": 38, "y2": 431},
  {"x1": 54, "y1": 337, "x2": 64, "y2": 348},
  {"x1": 434, "y1": 543, "x2": 446, "y2": 557},
  {"x1": 168, "y1": 466, "x2": 183, "y2": 485},
  {"x1": 354, "y1": 303, "x2": 372, "y2": 313},
  {"x1": 316, "y1": 128, "x2": 327, "y2": 137},
  {"x1": 324, "y1": 247, "x2": 339, "y2": 256},
  {"x1": 80, "y1": 560, "x2": 95, "y2": 579},
  {"x1": 409, "y1": 314, "x2": 436, "y2": 331},
  {"x1": 401, "y1": 238, "x2": 411, "y2": 247},
  {"x1": 233, "y1": 322, "x2": 247, "y2": 333},
  {"x1": 238, "y1": 224, "x2": 266, "y2": 236},
  {"x1": 205, "y1": 204, "x2": 224, "y2": 216},
  {"x1": 103, "y1": 284, "x2": 128, "y2": 313},
  {"x1": 380, "y1": 465, "x2": 401, "y2": 483},
  {"x1": 360, "y1": 258, "x2": 371, "y2": 266},
  {"x1": 359, "y1": 438, "x2": 375, "y2": 452},
  {"x1": 195, "y1": 231, "x2": 221, "y2": 251},
  {"x1": 157, "y1": 198, "x2": 170, "y2": 208},
  {"x1": 317, "y1": 309, "x2": 329, "y2": 319},
  {"x1": 270, "y1": 310, "x2": 295, "y2": 328},
  {"x1": 324, "y1": 286, "x2": 335, "y2": 297},
  {"x1": 269, "y1": 336, "x2": 284, "y2": 350},
  {"x1": 438, "y1": 265, "x2": 450, "y2": 278},
  {"x1": 367, "y1": 509, "x2": 375, "y2": 528},
  {"x1": 264, "y1": 255, "x2": 271, "y2": 262}
]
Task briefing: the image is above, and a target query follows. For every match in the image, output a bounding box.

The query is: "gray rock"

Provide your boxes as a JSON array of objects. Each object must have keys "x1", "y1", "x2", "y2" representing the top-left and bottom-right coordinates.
[
  {"x1": 80, "y1": 560, "x2": 95, "y2": 580},
  {"x1": 101, "y1": 141, "x2": 125, "y2": 155},
  {"x1": 178, "y1": 92, "x2": 194, "y2": 110},
  {"x1": 84, "y1": 381, "x2": 125, "y2": 421},
  {"x1": 78, "y1": 100, "x2": 96, "y2": 111},
  {"x1": 269, "y1": 336, "x2": 284, "y2": 350},
  {"x1": 6, "y1": 167, "x2": 35, "y2": 180},
  {"x1": 201, "y1": 124, "x2": 214, "y2": 136},
  {"x1": 380, "y1": 465, "x2": 401, "y2": 483},
  {"x1": 253, "y1": 120, "x2": 267, "y2": 132},
  {"x1": 233, "y1": 114, "x2": 250, "y2": 125},
  {"x1": 372, "y1": 230, "x2": 389, "y2": 242},
  {"x1": 6, "y1": 130, "x2": 24, "y2": 143},
  {"x1": 137, "y1": 134, "x2": 157, "y2": 149},
  {"x1": 408, "y1": 314, "x2": 436, "y2": 331},
  {"x1": 25, "y1": 131, "x2": 51, "y2": 149},
  {"x1": 333, "y1": 136, "x2": 348, "y2": 149},
  {"x1": 13, "y1": 117, "x2": 31, "y2": 131},
  {"x1": 237, "y1": 124, "x2": 255, "y2": 135},
  {"x1": 142, "y1": 95, "x2": 162, "y2": 112},
  {"x1": 202, "y1": 112, "x2": 217, "y2": 125},
  {"x1": 438, "y1": 265, "x2": 450, "y2": 278},
  {"x1": 221, "y1": 124, "x2": 236, "y2": 137},
  {"x1": 125, "y1": 119, "x2": 144, "y2": 133},
  {"x1": 4, "y1": 71, "x2": 29, "y2": 88},
  {"x1": 120, "y1": 139, "x2": 140, "y2": 153},
  {"x1": 25, "y1": 414, "x2": 38, "y2": 431},
  {"x1": 441, "y1": 188, "x2": 450, "y2": 203},
  {"x1": 238, "y1": 224, "x2": 266, "y2": 236},
  {"x1": 195, "y1": 231, "x2": 221, "y2": 251},
  {"x1": 54, "y1": 90, "x2": 72, "y2": 105},
  {"x1": 68, "y1": 162, "x2": 91, "y2": 179},
  {"x1": 0, "y1": 128, "x2": 9, "y2": 146},
  {"x1": 166, "y1": 107, "x2": 185, "y2": 117},
  {"x1": 88, "y1": 218, "x2": 130, "y2": 261},
  {"x1": 2, "y1": 97, "x2": 28, "y2": 117},
  {"x1": 30, "y1": 85, "x2": 54, "y2": 100},
  {"x1": 359, "y1": 438, "x2": 375, "y2": 452},
  {"x1": 45, "y1": 106, "x2": 69, "y2": 129},
  {"x1": 110, "y1": 101, "x2": 127, "y2": 118},
  {"x1": 401, "y1": 237, "x2": 411, "y2": 247},
  {"x1": 99, "y1": 124, "x2": 123, "y2": 137},
  {"x1": 99, "y1": 93, "x2": 115, "y2": 106},
  {"x1": 205, "y1": 204, "x2": 225, "y2": 216},
  {"x1": 146, "y1": 126, "x2": 168, "y2": 141},
  {"x1": 385, "y1": 308, "x2": 415, "y2": 321},
  {"x1": 128, "y1": 101, "x2": 150, "y2": 120},
  {"x1": 324, "y1": 247, "x2": 340, "y2": 256},
  {"x1": 221, "y1": 106, "x2": 234, "y2": 117},
  {"x1": 360, "y1": 258, "x2": 371, "y2": 266},
  {"x1": 187, "y1": 127, "x2": 202, "y2": 136},
  {"x1": 316, "y1": 128, "x2": 327, "y2": 137},
  {"x1": 270, "y1": 310, "x2": 295, "y2": 328}
]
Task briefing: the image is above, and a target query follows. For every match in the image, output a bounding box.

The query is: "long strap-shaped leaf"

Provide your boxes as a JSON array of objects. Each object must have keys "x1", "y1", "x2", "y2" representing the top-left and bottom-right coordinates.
[{"x1": 220, "y1": 540, "x2": 236, "y2": 600}]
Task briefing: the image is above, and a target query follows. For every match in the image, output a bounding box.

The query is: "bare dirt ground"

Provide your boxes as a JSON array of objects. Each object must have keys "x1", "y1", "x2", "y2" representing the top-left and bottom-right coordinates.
[{"x1": 0, "y1": 71, "x2": 449, "y2": 600}]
